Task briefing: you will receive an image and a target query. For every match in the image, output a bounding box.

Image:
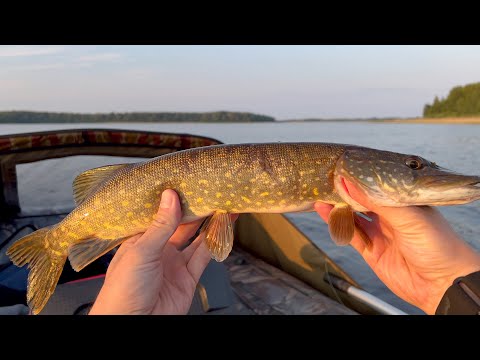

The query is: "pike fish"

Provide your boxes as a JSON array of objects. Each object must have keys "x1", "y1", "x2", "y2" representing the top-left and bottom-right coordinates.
[{"x1": 7, "y1": 143, "x2": 480, "y2": 314}]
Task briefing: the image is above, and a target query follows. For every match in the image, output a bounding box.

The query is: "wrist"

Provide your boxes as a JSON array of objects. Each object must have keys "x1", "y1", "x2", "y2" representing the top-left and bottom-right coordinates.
[
  {"x1": 426, "y1": 251, "x2": 480, "y2": 315},
  {"x1": 436, "y1": 269, "x2": 480, "y2": 315}
]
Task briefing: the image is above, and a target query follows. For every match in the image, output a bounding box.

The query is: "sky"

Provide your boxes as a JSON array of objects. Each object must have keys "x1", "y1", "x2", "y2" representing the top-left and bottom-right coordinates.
[{"x1": 1, "y1": 45, "x2": 480, "y2": 120}]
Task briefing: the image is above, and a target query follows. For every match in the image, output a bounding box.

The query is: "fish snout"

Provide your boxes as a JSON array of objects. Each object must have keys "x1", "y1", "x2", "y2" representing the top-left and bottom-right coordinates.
[
  {"x1": 419, "y1": 174, "x2": 480, "y2": 190},
  {"x1": 412, "y1": 173, "x2": 480, "y2": 205}
]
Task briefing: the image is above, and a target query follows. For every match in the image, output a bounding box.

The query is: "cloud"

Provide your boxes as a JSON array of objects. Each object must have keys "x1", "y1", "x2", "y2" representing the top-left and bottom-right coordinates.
[
  {"x1": 77, "y1": 53, "x2": 122, "y2": 62},
  {"x1": 0, "y1": 51, "x2": 122, "y2": 72},
  {"x1": 12, "y1": 63, "x2": 67, "y2": 71},
  {"x1": 0, "y1": 46, "x2": 64, "y2": 57}
]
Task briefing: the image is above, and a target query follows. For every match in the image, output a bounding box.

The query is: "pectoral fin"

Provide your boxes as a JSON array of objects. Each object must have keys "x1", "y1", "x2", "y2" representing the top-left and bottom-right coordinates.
[
  {"x1": 328, "y1": 204, "x2": 355, "y2": 246},
  {"x1": 200, "y1": 212, "x2": 234, "y2": 262}
]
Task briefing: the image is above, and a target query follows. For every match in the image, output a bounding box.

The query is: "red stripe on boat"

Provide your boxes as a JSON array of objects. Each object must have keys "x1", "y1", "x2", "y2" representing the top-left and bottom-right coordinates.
[{"x1": 66, "y1": 274, "x2": 106, "y2": 285}]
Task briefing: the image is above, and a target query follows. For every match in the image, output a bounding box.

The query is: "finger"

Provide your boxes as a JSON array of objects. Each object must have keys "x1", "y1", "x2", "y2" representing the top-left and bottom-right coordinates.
[
  {"x1": 183, "y1": 214, "x2": 239, "y2": 260},
  {"x1": 350, "y1": 214, "x2": 378, "y2": 252},
  {"x1": 314, "y1": 202, "x2": 333, "y2": 223},
  {"x1": 168, "y1": 219, "x2": 204, "y2": 250},
  {"x1": 315, "y1": 201, "x2": 364, "y2": 249},
  {"x1": 184, "y1": 214, "x2": 238, "y2": 282},
  {"x1": 187, "y1": 241, "x2": 211, "y2": 283},
  {"x1": 133, "y1": 189, "x2": 182, "y2": 261},
  {"x1": 351, "y1": 212, "x2": 394, "y2": 268},
  {"x1": 314, "y1": 201, "x2": 368, "y2": 250},
  {"x1": 315, "y1": 201, "x2": 385, "y2": 262},
  {"x1": 105, "y1": 234, "x2": 142, "y2": 276},
  {"x1": 182, "y1": 232, "x2": 205, "y2": 262},
  {"x1": 182, "y1": 214, "x2": 239, "y2": 261}
]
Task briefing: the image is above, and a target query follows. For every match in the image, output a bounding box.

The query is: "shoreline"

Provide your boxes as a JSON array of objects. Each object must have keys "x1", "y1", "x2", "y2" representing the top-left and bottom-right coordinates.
[
  {"x1": 282, "y1": 117, "x2": 480, "y2": 124},
  {"x1": 1, "y1": 117, "x2": 480, "y2": 125},
  {"x1": 375, "y1": 117, "x2": 480, "y2": 124}
]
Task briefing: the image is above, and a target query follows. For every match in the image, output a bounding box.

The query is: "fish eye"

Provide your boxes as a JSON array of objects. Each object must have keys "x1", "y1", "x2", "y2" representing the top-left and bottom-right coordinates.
[{"x1": 405, "y1": 157, "x2": 423, "y2": 170}]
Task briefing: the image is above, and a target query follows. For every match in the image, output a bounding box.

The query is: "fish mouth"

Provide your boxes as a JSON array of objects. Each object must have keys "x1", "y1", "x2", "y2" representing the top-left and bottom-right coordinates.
[
  {"x1": 466, "y1": 180, "x2": 480, "y2": 189},
  {"x1": 461, "y1": 180, "x2": 480, "y2": 195},
  {"x1": 419, "y1": 174, "x2": 480, "y2": 190},
  {"x1": 415, "y1": 175, "x2": 480, "y2": 206},
  {"x1": 340, "y1": 171, "x2": 480, "y2": 207}
]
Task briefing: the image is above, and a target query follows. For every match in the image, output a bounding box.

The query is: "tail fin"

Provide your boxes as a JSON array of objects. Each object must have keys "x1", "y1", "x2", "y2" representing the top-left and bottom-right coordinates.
[{"x1": 7, "y1": 228, "x2": 66, "y2": 315}]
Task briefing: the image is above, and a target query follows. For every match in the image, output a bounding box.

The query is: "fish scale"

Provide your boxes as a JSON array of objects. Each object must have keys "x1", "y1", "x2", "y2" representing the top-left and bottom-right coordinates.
[
  {"x1": 7, "y1": 142, "x2": 480, "y2": 314},
  {"x1": 72, "y1": 143, "x2": 346, "y2": 228}
]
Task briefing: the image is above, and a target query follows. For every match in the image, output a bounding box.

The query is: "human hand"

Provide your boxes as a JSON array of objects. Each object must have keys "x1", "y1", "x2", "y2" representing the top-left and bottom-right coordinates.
[
  {"x1": 315, "y1": 179, "x2": 480, "y2": 315},
  {"x1": 90, "y1": 189, "x2": 237, "y2": 315}
]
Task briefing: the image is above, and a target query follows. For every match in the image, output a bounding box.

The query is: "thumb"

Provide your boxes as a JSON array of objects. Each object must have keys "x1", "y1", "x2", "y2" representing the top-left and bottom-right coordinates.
[{"x1": 133, "y1": 189, "x2": 182, "y2": 261}]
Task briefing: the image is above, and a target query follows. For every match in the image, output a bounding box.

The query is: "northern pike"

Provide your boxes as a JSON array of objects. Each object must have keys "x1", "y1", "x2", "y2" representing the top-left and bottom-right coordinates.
[{"x1": 7, "y1": 143, "x2": 480, "y2": 314}]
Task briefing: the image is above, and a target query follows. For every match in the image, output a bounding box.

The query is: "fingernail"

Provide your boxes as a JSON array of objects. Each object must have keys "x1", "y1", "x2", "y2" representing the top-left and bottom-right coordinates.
[{"x1": 160, "y1": 190, "x2": 173, "y2": 209}]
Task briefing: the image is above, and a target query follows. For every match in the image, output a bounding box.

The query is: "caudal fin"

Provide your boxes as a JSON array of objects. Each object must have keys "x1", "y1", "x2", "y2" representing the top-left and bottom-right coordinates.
[{"x1": 7, "y1": 228, "x2": 66, "y2": 315}]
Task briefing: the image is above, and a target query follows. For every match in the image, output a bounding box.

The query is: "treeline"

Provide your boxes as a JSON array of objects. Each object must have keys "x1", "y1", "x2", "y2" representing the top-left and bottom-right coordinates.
[
  {"x1": 424, "y1": 82, "x2": 480, "y2": 117},
  {"x1": 0, "y1": 111, "x2": 276, "y2": 123}
]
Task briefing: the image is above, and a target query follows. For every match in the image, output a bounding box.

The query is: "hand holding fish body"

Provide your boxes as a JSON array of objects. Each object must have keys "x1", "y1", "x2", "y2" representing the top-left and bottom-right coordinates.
[{"x1": 7, "y1": 142, "x2": 480, "y2": 314}]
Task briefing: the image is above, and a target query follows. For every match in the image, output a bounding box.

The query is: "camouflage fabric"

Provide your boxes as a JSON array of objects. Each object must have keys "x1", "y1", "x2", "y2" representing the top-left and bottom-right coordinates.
[{"x1": 0, "y1": 129, "x2": 222, "y2": 153}]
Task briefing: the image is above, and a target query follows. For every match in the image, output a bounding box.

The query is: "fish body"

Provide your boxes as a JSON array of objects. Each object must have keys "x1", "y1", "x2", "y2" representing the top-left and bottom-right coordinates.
[
  {"x1": 71, "y1": 143, "x2": 346, "y2": 228},
  {"x1": 7, "y1": 142, "x2": 480, "y2": 314}
]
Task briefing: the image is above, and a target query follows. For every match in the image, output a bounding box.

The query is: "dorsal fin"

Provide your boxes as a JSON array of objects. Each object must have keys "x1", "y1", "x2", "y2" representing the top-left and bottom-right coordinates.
[{"x1": 72, "y1": 164, "x2": 135, "y2": 206}]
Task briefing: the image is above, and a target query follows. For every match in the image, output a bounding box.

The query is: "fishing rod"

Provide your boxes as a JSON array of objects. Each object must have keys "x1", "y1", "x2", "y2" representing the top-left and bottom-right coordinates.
[{"x1": 324, "y1": 273, "x2": 408, "y2": 315}]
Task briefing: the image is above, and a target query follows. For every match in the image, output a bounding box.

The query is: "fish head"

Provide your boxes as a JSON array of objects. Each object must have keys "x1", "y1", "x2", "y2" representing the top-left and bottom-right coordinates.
[{"x1": 334, "y1": 148, "x2": 480, "y2": 208}]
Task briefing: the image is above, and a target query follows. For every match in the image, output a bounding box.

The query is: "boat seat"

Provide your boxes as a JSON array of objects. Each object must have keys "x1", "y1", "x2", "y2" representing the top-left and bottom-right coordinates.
[
  {"x1": 39, "y1": 261, "x2": 234, "y2": 315},
  {"x1": 40, "y1": 275, "x2": 105, "y2": 315},
  {"x1": 188, "y1": 261, "x2": 235, "y2": 314}
]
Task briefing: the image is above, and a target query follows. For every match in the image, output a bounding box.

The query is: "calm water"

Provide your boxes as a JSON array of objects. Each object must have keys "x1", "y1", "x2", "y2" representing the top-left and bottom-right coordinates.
[{"x1": 1, "y1": 122, "x2": 479, "y2": 314}]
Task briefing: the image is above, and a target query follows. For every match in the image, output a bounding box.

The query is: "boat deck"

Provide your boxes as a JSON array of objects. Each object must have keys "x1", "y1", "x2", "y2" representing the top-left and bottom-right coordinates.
[{"x1": 189, "y1": 247, "x2": 356, "y2": 315}]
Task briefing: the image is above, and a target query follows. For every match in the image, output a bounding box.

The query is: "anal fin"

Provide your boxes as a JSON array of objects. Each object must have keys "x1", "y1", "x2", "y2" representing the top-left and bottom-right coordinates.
[
  {"x1": 328, "y1": 203, "x2": 355, "y2": 246},
  {"x1": 68, "y1": 237, "x2": 128, "y2": 272},
  {"x1": 200, "y1": 212, "x2": 234, "y2": 262}
]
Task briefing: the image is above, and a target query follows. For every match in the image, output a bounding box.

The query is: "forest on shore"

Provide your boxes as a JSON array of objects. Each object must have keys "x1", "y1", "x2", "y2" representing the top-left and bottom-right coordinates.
[
  {"x1": 0, "y1": 111, "x2": 275, "y2": 123},
  {"x1": 424, "y1": 82, "x2": 480, "y2": 117}
]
